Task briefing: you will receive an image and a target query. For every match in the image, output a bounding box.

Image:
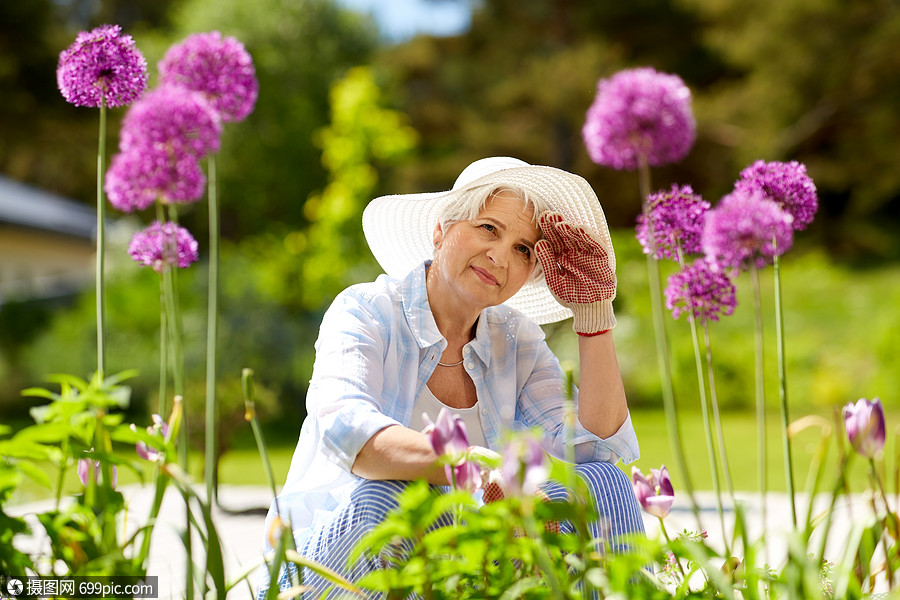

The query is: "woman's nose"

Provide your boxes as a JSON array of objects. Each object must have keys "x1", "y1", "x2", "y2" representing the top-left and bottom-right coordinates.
[{"x1": 485, "y1": 244, "x2": 510, "y2": 268}]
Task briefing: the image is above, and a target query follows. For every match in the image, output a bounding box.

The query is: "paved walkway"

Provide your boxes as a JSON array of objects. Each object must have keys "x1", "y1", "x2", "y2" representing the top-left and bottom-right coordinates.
[{"x1": 8, "y1": 486, "x2": 887, "y2": 599}]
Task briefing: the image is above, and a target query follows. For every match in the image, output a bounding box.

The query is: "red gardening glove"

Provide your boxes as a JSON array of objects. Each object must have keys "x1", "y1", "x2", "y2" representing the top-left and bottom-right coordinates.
[
  {"x1": 482, "y1": 480, "x2": 561, "y2": 534},
  {"x1": 534, "y1": 211, "x2": 617, "y2": 334}
]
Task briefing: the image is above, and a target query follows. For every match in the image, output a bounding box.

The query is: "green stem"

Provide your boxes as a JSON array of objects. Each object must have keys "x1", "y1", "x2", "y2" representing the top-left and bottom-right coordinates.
[
  {"x1": 677, "y1": 251, "x2": 728, "y2": 555},
  {"x1": 159, "y1": 277, "x2": 168, "y2": 417},
  {"x1": 658, "y1": 518, "x2": 687, "y2": 581},
  {"x1": 750, "y1": 264, "x2": 767, "y2": 552},
  {"x1": 704, "y1": 324, "x2": 735, "y2": 500},
  {"x1": 135, "y1": 468, "x2": 169, "y2": 571},
  {"x1": 638, "y1": 158, "x2": 701, "y2": 528},
  {"x1": 869, "y1": 457, "x2": 897, "y2": 590},
  {"x1": 96, "y1": 100, "x2": 107, "y2": 378},
  {"x1": 243, "y1": 368, "x2": 299, "y2": 590},
  {"x1": 157, "y1": 203, "x2": 192, "y2": 599},
  {"x1": 773, "y1": 251, "x2": 797, "y2": 526},
  {"x1": 205, "y1": 154, "x2": 219, "y2": 505}
]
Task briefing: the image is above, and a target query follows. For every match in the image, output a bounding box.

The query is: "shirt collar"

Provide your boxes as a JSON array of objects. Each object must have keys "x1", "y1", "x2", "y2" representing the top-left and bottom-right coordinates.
[{"x1": 400, "y1": 261, "x2": 493, "y2": 367}]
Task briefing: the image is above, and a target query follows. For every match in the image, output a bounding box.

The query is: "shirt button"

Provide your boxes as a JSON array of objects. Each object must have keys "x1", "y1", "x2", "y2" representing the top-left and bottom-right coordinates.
[
  {"x1": 481, "y1": 409, "x2": 488, "y2": 415},
  {"x1": 463, "y1": 347, "x2": 471, "y2": 355},
  {"x1": 466, "y1": 362, "x2": 474, "y2": 369}
]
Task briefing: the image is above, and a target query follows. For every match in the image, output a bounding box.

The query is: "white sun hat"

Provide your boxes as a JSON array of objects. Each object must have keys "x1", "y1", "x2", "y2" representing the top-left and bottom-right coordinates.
[{"x1": 362, "y1": 157, "x2": 614, "y2": 325}]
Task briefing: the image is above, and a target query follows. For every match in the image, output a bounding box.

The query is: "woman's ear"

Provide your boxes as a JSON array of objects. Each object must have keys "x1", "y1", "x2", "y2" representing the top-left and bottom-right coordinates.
[{"x1": 432, "y1": 222, "x2": 443, "y2": 249}]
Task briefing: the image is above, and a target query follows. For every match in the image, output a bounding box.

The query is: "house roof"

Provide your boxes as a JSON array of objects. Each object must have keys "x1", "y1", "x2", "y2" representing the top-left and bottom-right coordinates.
[{"x1": 0, "y1": 175, "x2": 97, "y2": 240}]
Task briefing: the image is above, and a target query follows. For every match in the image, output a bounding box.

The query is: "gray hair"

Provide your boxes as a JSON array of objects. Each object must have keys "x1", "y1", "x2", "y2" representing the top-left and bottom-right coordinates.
[{"x1": 436, "y1": 183, "x2": 552, "y2": 282}]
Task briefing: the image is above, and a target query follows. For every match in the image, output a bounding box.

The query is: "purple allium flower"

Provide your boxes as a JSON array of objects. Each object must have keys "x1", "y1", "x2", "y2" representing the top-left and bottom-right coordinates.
[
  {"x1": 77, "y1": 450, "x2": 117, "y2": 489},
  {"x1": 57, "y1": 24, "x2": 148, "y2": 108},
  {"x1": 105, "y1": 148, "x2": 206, "y2": 212},
  {"x1": 424, "y1": 408, "x2": 469, "y2": 467},
  {"x1": 636, "y1": 184, "x2": 710, "y2": 260},
  {"x1": 159, "y1": 32, "x2": 259, "y2": 123},
  {"x1": 665, "y1": 259, "x2": 737, "y2": 324},
  {"x1": 631, "y1": 465, "x2": 674, "y2": 518},
  {"x1": 583, "y1": 67, "x2": 696, "y2": 170},
  {"x1": 120, "y1": 86, "x2": 222, "y2": 159},
  {"x1": 735, "y1": 160, "x2": 818, "y2": 231},
  {"x1": 703, "y1": 189, "x2": 794, "y2": 271},
  {"x1": 501, "y1": 436, "x2": 548, "y2": 497},
  {"x1": 843, "y1": 398, "x2": 886, "y2": 458},
  {"x1": 128, "y1": 221, "x2": 199, "y2": 273}
]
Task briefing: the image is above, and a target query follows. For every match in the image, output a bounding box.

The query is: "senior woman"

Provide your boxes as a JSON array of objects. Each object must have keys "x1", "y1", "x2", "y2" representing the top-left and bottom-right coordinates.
[{"x1": 256, "y1": 157, "x2": 644, "y2": 597}]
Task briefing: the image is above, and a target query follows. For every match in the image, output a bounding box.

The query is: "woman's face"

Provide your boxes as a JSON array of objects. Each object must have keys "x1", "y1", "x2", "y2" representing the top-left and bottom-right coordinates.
[{"x1": 431, "y1": 190, "x2": 540, "y2": 312}]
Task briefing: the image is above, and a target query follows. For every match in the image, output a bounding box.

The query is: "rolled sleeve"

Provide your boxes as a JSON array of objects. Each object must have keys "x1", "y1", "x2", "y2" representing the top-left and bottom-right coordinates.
[
  {"x1": 517, "y1": 340, "x2": 640, "y2": 465},
  {"x1": 569, "y1": 410, "x2": 639, "y2": 464},
  {"x1": 309, "y1": 290, "x2": 401, "y2": 472}
]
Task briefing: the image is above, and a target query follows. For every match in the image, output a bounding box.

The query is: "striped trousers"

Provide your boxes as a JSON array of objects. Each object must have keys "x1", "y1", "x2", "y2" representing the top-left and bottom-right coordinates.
[{"x1": 256, "y1": 461, "x2": 644, "y2": 599}]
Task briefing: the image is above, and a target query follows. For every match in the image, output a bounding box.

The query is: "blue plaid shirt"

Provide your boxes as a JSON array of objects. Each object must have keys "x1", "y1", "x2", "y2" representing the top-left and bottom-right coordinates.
[{"x1": 267, "y1": 261, "x2": 639, "y2": 546}]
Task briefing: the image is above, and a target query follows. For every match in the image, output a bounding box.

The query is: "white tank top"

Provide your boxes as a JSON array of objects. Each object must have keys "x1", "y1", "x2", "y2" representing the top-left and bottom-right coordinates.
[{"x1": 408, "y1": 384, "x2": 487, "y2": 449}]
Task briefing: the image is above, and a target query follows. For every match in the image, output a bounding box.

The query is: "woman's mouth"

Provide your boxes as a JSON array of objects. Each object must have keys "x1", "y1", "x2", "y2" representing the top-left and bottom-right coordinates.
[{"x1": 472, "y1": 266, "x2": 499, "y2": 285}]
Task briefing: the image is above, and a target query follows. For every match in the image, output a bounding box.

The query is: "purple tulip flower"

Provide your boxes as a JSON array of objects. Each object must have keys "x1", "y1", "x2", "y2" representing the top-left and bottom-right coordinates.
[
  {"x1": 134, "y1": 414, "x2": 171, "y2": 462},
  {"x1": 449, "y1": 461, "x2": 483, "y2": 494},
  {"x1": 425, "y1": 408, "x2": 469, "y2": 467},
  {"x1": 843, "y1": 398, "x2": 886, "y2": 458},
  {"x1": 631, "y1": 465, "x2": 674, "y2": 518},
  {"x1": 501, "y1": 436, "x2": 549, "y2": 497},
  {"x1": 77, "y1": 450, "x2": 117, "y2": 489}
]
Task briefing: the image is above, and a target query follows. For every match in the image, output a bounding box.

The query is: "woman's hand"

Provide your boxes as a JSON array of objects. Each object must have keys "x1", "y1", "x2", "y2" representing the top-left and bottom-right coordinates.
[{"x1": 534, "y1": 211, "x2": 617, "y2": 334}]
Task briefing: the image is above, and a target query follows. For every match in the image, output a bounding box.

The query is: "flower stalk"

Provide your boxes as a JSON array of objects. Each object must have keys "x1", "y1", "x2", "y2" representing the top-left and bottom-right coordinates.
[
  {"x1": 206, "y1": 154, "x2": 220, "y2": 504},
  {"x1": 96, "y1": 99, "x2": 107, "y2": 377},
  {"x1": 676, "y1": 250, "x2": 728, "y2": 553},
  {"x1": 639, "y1": 159, "x2": 701, "y2": 529},
  {"x1": 773, "y1": 250, "x2": 798, "y2": 526},
  {"x1": 749, "y1": 263, "x2": 767, "y2": 552}
]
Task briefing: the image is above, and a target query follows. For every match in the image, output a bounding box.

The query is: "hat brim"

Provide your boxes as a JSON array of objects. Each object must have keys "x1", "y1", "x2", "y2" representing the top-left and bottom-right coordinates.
[{"x1": 362, "y1": 165, "x2": 612, "y2": 325}]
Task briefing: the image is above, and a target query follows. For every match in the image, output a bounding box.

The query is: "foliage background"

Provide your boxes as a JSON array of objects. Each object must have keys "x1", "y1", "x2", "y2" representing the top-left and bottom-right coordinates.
[{"x1": 1, "y1": 0, "x2": 898, "y2": 463}]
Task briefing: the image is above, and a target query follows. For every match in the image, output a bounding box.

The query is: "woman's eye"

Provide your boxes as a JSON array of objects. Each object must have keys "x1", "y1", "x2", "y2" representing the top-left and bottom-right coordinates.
[
  {"x1": 517, "y1": 245, "x2": 532, "y2": 257},
  {"x1": 481, "y1": 223, "x2": 496, "y2": 233}
]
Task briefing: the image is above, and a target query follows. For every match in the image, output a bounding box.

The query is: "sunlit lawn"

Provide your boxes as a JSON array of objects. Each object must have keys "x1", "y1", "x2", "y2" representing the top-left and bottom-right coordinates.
[{"x1": 10, "y1": 407, "x2": 897, "y2": 506}]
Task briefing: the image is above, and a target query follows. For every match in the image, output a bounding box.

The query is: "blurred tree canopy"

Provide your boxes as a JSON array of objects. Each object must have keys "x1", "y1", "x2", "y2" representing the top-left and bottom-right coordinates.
[
  {"x1": 375, "y1": 0, "x2": 900, "y2": 260},
  {"x1": 4, "y1": 0, "x2": 900, "y2": 418}
]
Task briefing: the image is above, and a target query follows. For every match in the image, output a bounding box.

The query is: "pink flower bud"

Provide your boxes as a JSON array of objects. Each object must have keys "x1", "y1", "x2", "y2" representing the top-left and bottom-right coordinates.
[
  {"x1": 843, "y1": 397, "x2": 886, "y2": 458},
  {"x1": 632, "y1": 465, "x2": 675, "y2": 518}
]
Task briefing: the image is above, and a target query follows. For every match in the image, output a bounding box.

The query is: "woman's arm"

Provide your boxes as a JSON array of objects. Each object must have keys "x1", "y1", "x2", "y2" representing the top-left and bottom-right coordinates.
[
  {"x1": 576, "y1": 332, "x2": 628, "y2": 439},
  {"x1": 352, "y1": 424, "x2": 449, "y2": 485}
]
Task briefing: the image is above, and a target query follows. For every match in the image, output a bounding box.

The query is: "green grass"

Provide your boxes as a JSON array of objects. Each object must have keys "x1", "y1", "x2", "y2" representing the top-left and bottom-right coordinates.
[
  {"x1": 629, "y1": 407, "x2": 899, "y2": 497},
  {"x1": 8, "y1": 406, "x2": 897, "y2": 507}
]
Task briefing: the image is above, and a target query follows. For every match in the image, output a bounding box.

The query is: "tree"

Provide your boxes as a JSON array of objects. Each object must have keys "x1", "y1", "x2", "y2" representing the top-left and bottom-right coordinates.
[{"x1": 150, "y1": 0, "x2": 379, "y2": 240}]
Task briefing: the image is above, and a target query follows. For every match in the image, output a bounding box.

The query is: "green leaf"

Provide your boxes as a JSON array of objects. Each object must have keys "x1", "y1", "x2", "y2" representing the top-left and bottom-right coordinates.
[{"x1": 285, "y1": 549, "x2": 364, "y2": 596}]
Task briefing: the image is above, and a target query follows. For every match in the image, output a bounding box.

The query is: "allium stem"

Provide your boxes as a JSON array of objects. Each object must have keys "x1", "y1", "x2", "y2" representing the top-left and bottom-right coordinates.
[
  {"x1": 773, "y1": 251, "x2": 798, "y2": 526},
  {"x1": 205, "y1": 154, "x2": 219, "y2": 505},
  {"x1": 677, "y1": 249, "x2": 728, "y2": 553},
  {"x1": 704, "y1": 324, "x2": 735, "y2": 500},
  {"x1": 750, "y1": 263, "x2": 768, "y2": 551},
  {"x1": 639, "y1": 158, "x2": 701, "y2": 528},
  {"x1": 96, "y1": 100, "x2": 107, "y2": 377},
  {"x1": 158, "y1": 278, "x2": 168, "y2": 416}
]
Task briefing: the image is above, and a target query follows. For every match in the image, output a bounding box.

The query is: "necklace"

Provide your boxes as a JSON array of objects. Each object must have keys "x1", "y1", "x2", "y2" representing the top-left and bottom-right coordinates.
[{"x1": 437, "y1": 358, "x2": 464, "y2": 367}]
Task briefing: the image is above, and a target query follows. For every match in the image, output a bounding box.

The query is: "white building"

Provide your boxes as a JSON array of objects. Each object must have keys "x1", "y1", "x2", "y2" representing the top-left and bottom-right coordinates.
[{"x1": 0, "y1": 176, "x2": 96, "y2": 304}]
